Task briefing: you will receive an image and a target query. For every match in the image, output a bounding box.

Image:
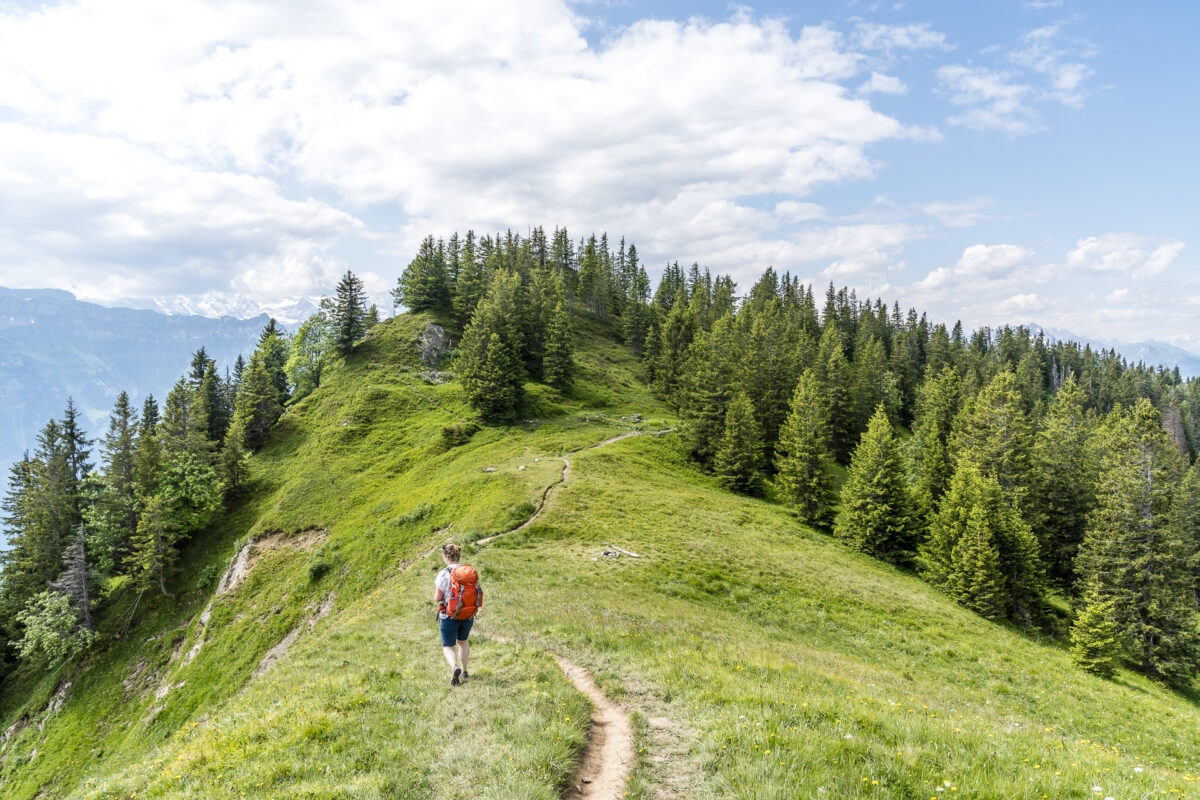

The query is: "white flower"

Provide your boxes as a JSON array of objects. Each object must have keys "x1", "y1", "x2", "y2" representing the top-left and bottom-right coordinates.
[
  {"x1": 1134, "y1": 766, "x2": 1144, "y2": 773},
  {"x1": 843, "y1": 734, "x2": 853, "y2": 739}
]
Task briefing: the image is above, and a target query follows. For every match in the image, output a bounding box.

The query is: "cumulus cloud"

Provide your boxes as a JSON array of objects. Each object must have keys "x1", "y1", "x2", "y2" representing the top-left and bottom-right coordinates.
[
  {"x1": 1065, "y1": 233, "x2": 1185, "y2": 278},
  {"x1": 858, "y1": 71, "x2": 908, "y2": 95},
  {"x1": 935, "y1": 20, "x2": 1096, "y2": 134},
  {"x1": 0, "y1": 1, "x2": 942, "y2": 311},
  {"x1": 936, "y1": 65, "x2": 1037, "y2": 134},
  {"x1": 920, "y1": 198, "x2": 993, "y2": 227}
]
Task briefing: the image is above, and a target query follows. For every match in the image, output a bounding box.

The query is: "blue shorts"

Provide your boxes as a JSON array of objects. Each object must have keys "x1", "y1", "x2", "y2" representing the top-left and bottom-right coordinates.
[{"x1": 440, "y1": 616, "x2": 474, "y2": 647}]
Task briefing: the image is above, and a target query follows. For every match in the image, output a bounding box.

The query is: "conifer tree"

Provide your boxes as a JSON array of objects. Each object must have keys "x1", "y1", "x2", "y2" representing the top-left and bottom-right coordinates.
[
  {"x1": 923, "y1": 463, "x2": 1043, "y2": 624},
  {"x1": 128, "y1": 496, "x2": 175, "y2": 596},
  {"x1": 232, "y1": 353, "x2": 283, "y2": 449},
  {"x1": 453, "y1": 230, "x2": 487, "y2": 328},
  {"x1": 834, "y1": 406, "x2": 915, "y2": 562},
  {"x1": 712, "y1": 392, "x2": 763, "y2": 494},
  {"x1": 1029, "y1": 375, "x2": 1097, "y2": 588},
  {"x1": 774, "y1": 369, "x2": 835, "y2": 525},
  {"x1": 654, "y1": 296, "x2": 696, "y2": 400},
  {"x1": 910, "y1": 367, "x2": 961, "y2": 521},
  {"x1": 332, "y1": 270, "x2": 368, "y2": 356},
  {"x1": 680, "y1": 315, "x2": 736, "y2": 465},
  {"x1": 950, "y1": 506, "x2": 1005, "y2": 619},
  {"x1": 816, "y1": 323, "x2": 854, "y2": 462},
  {"x1": 257, "y1": 318, "x2": 291, "y2": 405},
  {"x1": 1069, "y1": 589, "x2": 1120, "y2": 678},
  {"x1": 1076, "y1": 399, "x2": 1198, "y2": 681},
  {"x1": 542, "y1": 298, "x2": 574, "y2": 392},
  {"x1": 578, "y1": 234, "x2": 607, "y2": 317},
  {"x1": 365, "y1": 303, "x2": 380, "y2": 328},
  {"x1": 458, "y1": 271, "x2": 525, "y2": 421},
  {"x1": 84, "y1": 392, "x2": 139, "y2": 574},
  {"x1": 218, "y1": 416, "x2": 251, "y2": 495},
  {"x1": 952, "y1": 371, "x2": 1035, "y2": 513},
  {"x1": 50, "y1": 524, "x2": 92, "y2": 633},
  {"x1": 395, "y1": 235, "x2": 451, "y2": 313}
]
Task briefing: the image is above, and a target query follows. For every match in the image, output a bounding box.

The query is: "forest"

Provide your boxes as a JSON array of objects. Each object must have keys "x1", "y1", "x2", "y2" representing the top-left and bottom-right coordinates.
[{"x1": 3, "y1": 224, "x2": 1200, "y2": 689}]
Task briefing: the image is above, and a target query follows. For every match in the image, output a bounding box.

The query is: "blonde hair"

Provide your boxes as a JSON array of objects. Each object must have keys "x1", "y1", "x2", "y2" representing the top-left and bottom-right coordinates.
[{"x1": 442, "y1": 543, "x2": 462, "y2": 562}]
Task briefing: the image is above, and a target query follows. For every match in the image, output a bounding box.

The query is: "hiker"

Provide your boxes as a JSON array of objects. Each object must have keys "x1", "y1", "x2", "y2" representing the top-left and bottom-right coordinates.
[{"x1": 434, "y1": 543, "x2": 482, "y2": 686}]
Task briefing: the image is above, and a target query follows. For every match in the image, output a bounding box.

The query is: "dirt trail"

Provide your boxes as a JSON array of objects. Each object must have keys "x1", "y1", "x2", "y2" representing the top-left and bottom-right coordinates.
[
  {"x1": 475, "y1": 428, "x2": 672, "y2": 547},
  {"x1": 491, "y1": 634, "x2": 635, "y2": 800}
]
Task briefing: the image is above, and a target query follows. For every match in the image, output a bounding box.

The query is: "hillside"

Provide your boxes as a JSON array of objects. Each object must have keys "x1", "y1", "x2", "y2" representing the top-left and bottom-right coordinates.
[
  {"x1": 2, "y1": 312, "x2": 1199, "y2": 800},
  {"x1": 0, "y1": 287, "x2": 267, "y2": 482}
]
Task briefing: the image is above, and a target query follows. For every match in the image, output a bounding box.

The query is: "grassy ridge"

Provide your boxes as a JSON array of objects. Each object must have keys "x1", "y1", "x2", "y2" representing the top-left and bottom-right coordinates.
[{"x1": 1, "y1": 312, "x2": 1198, "y2": 799}]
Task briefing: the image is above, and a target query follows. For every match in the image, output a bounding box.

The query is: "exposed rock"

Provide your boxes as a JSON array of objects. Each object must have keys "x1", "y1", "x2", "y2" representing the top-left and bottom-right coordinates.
[{"x1": 417, "y1": 323, "x2": 450, "y2": 366}]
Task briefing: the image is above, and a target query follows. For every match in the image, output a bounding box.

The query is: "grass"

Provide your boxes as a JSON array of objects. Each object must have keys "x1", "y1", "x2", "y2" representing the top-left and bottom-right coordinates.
[{"x1": 1, "y1": 311, "x2": 1198, "y2": 799}]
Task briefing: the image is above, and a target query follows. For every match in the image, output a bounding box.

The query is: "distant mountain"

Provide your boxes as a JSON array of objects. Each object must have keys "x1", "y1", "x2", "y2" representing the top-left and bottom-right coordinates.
[
  {"x1": 0, "y1": 287, "x2": 268, "y2": 485},
  {"x1": 1028, "y1": 324, "x2": 1200, "y2": 378}
]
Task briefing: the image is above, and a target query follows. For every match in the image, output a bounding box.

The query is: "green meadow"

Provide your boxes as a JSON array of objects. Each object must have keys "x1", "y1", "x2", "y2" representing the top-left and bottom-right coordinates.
[{"x1": 2, "y1": 313, "x2": 1198, "y2": 799}]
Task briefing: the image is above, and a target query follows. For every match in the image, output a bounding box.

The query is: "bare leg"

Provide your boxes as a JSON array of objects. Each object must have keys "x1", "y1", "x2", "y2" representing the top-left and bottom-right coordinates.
[
  {"x1": 458, "y1": 639, "x2": 470, "y2": 673},
  {"x1": 442, "y1": 645, "x2": 459, "y2": 672}
]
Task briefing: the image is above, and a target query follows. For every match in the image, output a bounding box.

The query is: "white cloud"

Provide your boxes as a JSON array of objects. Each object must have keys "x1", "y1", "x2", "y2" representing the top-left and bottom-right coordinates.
[
  {"x1": 0, "y1": 1, "x2": 929, "y2": 311},
  {"x1": 853, "y1": 22, "x2": 951, "y2": 52},
  {"x1": 1010, "y1": 23, "x2": 1094, "y2": 107},
  {"x1": 859, "y1": 71, "x2": 908, "y2": 95},
  {"x1": 1065, "y1": 233, "x2": 1185, "y2": 278},
  {"x1": 936, "y1": 65, "x2": 1037, "y2": 134},
  {"x1": 920, "y1": 198, "x2": 993, "y2": 227}
]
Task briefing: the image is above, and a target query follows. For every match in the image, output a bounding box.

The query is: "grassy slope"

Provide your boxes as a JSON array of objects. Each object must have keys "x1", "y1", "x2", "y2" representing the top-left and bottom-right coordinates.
[{"x1": 2, "y1": 313, "x2": 1199, "y2": 799}]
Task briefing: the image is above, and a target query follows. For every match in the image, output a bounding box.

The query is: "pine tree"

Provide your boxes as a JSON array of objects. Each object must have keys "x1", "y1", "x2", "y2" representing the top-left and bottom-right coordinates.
[
  {"x1": 816, "y1": 323, "x2": 854, "y2": 462},
  {"x1": 578, "y1": 234, "x2": 607, "y2": 317},
  {"x1": 542, "y1": 298, "x2": 574, "y2": 392},
  {"x1": 1069, "y1": 589, "x2": 1120, "y2": 678},
  {"x1": 84, "y1": 392, "x2": 139, "y2": 574},
  {"x1": 680, "y1": 315, "x2": 737, "y2": 465},
  {"x1": 1029, "y1": 375, "x2": 1097, "y2": 588},
  {"x1": 834, "y1": 406, "x2": 915, "y2": 562},
  {"x1": 952, "y1": 372, "x2": 1035, "y2": 511},
  {"x1": 128, "y1": 496, "x2": 176, "y2": 596},
  {"x1": 910, "y1": 367, "x2": 961, "y2": 522},
  {"x1": 395, "y1": 235, "x2": 451, "y2": 313},
  {"x1": 457, "y1": 271, "x2": 525, "y2": 421},
  {"x1": 218, "y1": 416, "x2": 251, "y2": 495},
  {"x1": 923, "y1": 463, "x2": 1043, "y2": 624},
  {"x1": 232, "y1": 353, "x2": 283, "y2": 449},
  {"x1": 949, "y1": 506, "x2": 1005, "y2": 619},
  {"x1": 50, "y1": 524, "x2": 92, "y2": 633},
  {"x1": 774, "y1": 369, "x2": 835, "y2": 526},
  {"x1": 257, "y1": 319, "x2": 291, "y2": 405},
  {"x1": 712, "y1": 392, "x2": 763, "y2": 494},
  {"x1": 365, "y1": 304, "x2": 381, "y2": 329},
  {"x1": 332, "y1": 270, "x2": 368, "y2": 356},
  {"x1": 1076, "y1": 399, "x2": 1198, "y2": 681}
]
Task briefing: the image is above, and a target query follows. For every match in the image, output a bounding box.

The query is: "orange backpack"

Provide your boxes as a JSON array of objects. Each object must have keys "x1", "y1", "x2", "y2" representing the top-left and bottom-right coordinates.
[{"x1": 443, "y1": 565, "x2": 481, "y2": 620}]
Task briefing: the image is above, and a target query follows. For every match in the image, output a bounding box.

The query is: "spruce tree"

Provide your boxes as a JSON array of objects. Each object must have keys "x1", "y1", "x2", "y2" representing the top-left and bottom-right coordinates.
[
  {"x1": 257, "y1": 319, "x2": 291, "y2": 405},
  {"x1": 1069, "y1": 589, "x2": 1120, "y2": 678},
  {"x1": 816, "y1": 323, "x2": 854, "y2": 462},
  {"x1": 332, "y1": 270, "x2": 368, "y2": 356},
  {"x1": 1029, "y1": 375, "x2": 1097, "y2": 588},
  {"x1": 952, "y1": 371, "x2": 1035, "y2": 511},
  {"x1": 1076, "y1": 399, "x2": 1198, "y2": 681},
  {"x1": 457, "y1": 271, "x2": 525, "y2": 421},
  {"x1": 949, "y1": 506, "x2": 1005, "y2": 619},
  {"x1": 923, "y1": 463, "x2": 1043, "y2": 624},
  {"x1": 910, "y1": 366, "x2": 961, "y2": 522},
  {"x1": 712, "y1": 392, "x2": 763, "y2": 494},
  {"x1": 834, "y1": 406, "x2": 915, "y2": 562},
  {"x1": 453, "y1": 231, "x2": 487, "y2": 328},
  {"x1": 395, "y1": 235, "x2": 451, "y2": 313},
  {"x1": 542, "y1": 298, "x2": 574, "y2": 392},
  {"x1": 85, "y1": 392, "x2": 139, "y2": 574},
  {"x1": 365, "y1": 304, "x2": 381, "y2": 328},
  {"x1": 680, "y1": 315, "x2": 736, "y2": 465},
  {"x1": 128, "y1": 496, "x2": 175, "y2": 596},
  {"x1": 774, "y1": 369, "x2": 835, "y2": 526},
  {"x1": 50, "y1": 524, "x2": 92, "y2": 633},
  {"x1": 232, "y1": 354, "x2": 283, "y2": 449}
]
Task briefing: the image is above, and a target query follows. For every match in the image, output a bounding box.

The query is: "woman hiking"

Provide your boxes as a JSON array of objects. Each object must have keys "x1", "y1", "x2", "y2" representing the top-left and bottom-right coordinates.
[{"x1": 434, "y1": 543, "x2": 482, "y2": 686}]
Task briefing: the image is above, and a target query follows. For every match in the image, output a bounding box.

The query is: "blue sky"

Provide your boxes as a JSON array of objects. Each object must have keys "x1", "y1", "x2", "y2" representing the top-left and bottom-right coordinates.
[{"x1": 0, "y1": 0, "x2": 1195, "y2": 344}]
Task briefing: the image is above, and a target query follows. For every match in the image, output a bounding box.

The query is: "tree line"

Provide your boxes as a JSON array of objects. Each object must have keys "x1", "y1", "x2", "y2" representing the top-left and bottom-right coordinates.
[
  {"x1": 423, "y1": 226, "x2": 1200, "y2": 685},
  {"x1": 0, "y1": 272, "x2": 375, "y2": 678}
]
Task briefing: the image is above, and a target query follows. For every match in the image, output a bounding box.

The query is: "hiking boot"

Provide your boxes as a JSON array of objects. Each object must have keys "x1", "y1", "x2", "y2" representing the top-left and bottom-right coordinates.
[
  {"x1": 460, "y1": 671, "x2": 469, "y2": 681},
  {"x1": 451, "y1": 668, "x2": 461, "y2": 686}
]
